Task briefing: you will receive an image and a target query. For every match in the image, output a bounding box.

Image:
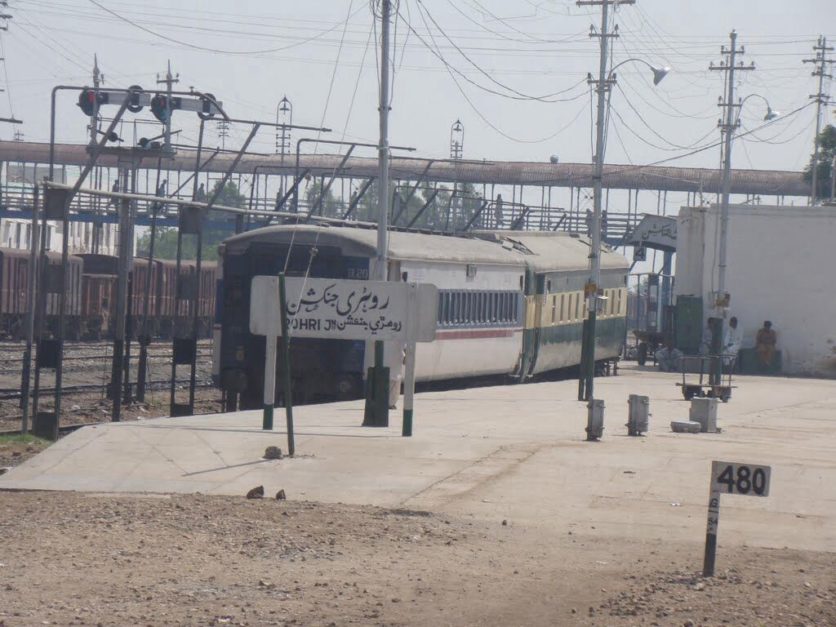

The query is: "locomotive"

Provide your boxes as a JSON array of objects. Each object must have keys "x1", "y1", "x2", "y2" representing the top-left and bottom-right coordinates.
[{"x1": 214, "y1": 223, "x2": 629, "y2": 409}]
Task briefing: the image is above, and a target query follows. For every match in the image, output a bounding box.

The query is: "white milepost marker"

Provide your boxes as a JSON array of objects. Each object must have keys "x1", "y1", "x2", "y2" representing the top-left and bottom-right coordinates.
[{"x1": 704, "y1": 460, "x2": 772, "y2": 577}]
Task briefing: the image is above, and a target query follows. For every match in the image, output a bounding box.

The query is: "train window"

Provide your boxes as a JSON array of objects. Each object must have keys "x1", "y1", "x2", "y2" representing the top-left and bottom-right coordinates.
[
  {"x1": 438, "y1": 293, "x2": 445, "y2": 324},
  {"x1": 575, "y1": 293, "x2": 582, "y2": 320},
  {"x1": 546, "y1": 279, "x2": 552, "y2": 293},
  {"x1": 559, "y1": 294, "x2": 565, "y2": 323},
  {"x1": 550, "y1": 295, "x2": 557, "y2": 324}
]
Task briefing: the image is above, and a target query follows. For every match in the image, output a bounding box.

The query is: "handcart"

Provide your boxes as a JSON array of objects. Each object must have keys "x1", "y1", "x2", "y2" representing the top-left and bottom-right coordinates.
[{"x1": 676, "y1": 355, "x2": 735, "y2": 402}]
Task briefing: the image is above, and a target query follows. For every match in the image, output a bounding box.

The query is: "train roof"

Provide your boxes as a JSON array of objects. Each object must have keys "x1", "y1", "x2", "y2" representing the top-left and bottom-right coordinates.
[
  {"x1": 474, "y1": 231, "x2": 630, "y2": 273},
  {"x1": 223, "y1": 224, "x2": 526, "y2": 266},
  {"x1": 222, "y1": 224, "x2": 629, "y2": 274}
]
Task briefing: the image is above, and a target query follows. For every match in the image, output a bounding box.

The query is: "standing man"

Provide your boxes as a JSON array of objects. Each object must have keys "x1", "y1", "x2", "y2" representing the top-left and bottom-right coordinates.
[{"x1": 723, "y1": 316, "x2": 743, "y2": 370}]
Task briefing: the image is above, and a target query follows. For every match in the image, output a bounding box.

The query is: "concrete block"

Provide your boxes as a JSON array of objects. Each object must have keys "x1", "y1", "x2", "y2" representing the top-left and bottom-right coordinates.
[
  {"x1": 670, "y1": 420, "x2": 702, "y2": 433},
  {"x1": 690, "y1": 397, "x2": 718, "y2": 433}
]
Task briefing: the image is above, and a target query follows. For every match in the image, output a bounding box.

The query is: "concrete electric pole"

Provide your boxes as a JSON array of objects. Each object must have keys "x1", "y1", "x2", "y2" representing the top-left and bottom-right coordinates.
[
  {"x1": 803, "y1": 36, "x2": 834, "y2": 205},
  {"x1": 363, "y1": 0, "x2": 393, "y2": 427},
  {"x1": 155, "y1": 61, "x2": 178, "y2": 152},
  {"x1": 708, "y1": 30, "x2": 754, "y2": 384},
  {"x1": 710, "y1": 30, "x2": 754, "y2": 312},
  {"x1": 576, "y1": 0, "x2": 634, "y2": 409}
]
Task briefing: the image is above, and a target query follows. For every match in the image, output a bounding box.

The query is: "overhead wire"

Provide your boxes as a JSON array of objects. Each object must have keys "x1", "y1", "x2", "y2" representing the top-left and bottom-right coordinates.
[
  {"x1": 87, "y1": 0, "x2": 368, "y2": 56},
  {"x1": 406, "y1": 0, "x2": 591, "y2": 143},
  {"x1": 415, "y1": 0, "x2": 586, "y2": 103}
]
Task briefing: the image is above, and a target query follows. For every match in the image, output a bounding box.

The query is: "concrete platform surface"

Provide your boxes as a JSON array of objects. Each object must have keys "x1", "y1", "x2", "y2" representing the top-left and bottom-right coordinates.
[{"x1": 3, "y1": 366, "x2": 835, "y2": 552}]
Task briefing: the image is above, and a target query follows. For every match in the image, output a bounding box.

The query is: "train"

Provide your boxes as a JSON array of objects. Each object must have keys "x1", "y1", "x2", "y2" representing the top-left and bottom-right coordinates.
[
  {"x1": 0, "y1": 246, "x2": 216, "y2": 340},
  {"x1": 213, "y1": 223, "x2": 629, "y2": 409}
]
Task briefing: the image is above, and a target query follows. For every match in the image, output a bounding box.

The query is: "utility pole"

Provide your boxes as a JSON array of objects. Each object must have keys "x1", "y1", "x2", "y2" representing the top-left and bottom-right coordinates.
[
  {"x1": 803, "y1": 36, "x2": 833, "y2": 205},
  {"x1": 363, "y1": 0, "x2": 392, "y2": 427},
  {"x1": 576, "y1": 0, "x2": 634, "y2": 407},
  {"x1": 156, "y1": 61, "x2": 178, "y2": 152},
  {"x1": 376, "y1": 0, "x2": 391, "y2": 284},
  {"x1": 217, "y1": 119, "x2": 230, "y2": 150},
  {"x1": 89, "y1": 55, "x2": 103, "y2": 146},
  {"x1": 710, "y1": 30, "x2": 754, "y2": 310},
  {"x1": 709, "y1": 30, "x2": 754, "y2": 383}
]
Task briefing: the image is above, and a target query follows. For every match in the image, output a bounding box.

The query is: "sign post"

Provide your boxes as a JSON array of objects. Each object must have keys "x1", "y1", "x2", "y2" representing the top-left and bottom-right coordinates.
[
  {"x1": 278, "y1": 274, "x2": 295, "y2": 456},
  {"x1": 249, "y1": 276, "x2": 437, "y2": 439},
  {"x1": 703, "y1": 460, "x2": 772, "y2": 577},
  {"x1": 250, "y1": 276, "x2": 284, "y2": 434},
  {"x1": 402, "y1": 283, "x2": 418, "y2": 437}
]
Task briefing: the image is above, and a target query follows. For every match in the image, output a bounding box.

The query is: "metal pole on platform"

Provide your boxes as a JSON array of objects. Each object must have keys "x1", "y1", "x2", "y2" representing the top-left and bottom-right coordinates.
[
  {"x1": 278, "y1": 273, "x2": 295, "y2": 456},
  {"x1": 20, "y1": 184, "x2": 39, "y2": 434},
  {"x1": 364, "y1": 0, "x2": 392, "y2": 427}
]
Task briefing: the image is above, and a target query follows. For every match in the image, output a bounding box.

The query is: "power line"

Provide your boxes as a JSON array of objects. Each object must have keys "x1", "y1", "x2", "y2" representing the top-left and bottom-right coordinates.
[
  {"x1": 803, "y1": 35, "x2": 834, "y2": 203},
  {"x1": 87, "y1": 0, "x2": 367, "y2": 56},
  {"x1": 402, "y1": 2, "x2": 589, "y2": 103},
  {"x1": 415, "y1": 0, "x2": 587, "y2": 103}
]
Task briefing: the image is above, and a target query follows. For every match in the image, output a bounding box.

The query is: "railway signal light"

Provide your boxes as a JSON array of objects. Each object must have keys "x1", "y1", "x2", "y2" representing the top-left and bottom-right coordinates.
[
  {"x1": 150, "y1": 94, "x2": 170, "y2": 123},
  {"x1": 77, "y1": 89, "x2": 108, "y2": 116},
  {"x1": 150, "y1": 93, "x2": 183, "y2": 123}
]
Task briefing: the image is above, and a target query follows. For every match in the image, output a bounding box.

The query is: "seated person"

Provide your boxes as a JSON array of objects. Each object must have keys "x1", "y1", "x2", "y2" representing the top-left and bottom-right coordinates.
[
  {"x1": 756, "y1": 320, "x2": 778, "y2": 370},
  {"x1": 656, "y1": 339, "x2": 683, "y2": 372}
]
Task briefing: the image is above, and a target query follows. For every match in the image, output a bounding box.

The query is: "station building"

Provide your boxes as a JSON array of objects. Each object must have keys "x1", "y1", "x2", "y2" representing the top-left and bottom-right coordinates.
[{"x1": 674, "y1": 203, "x2": 836, "y2": 377}]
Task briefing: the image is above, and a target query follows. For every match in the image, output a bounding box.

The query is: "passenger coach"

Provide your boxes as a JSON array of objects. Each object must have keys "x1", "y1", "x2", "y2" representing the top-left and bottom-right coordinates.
[{"x1": 214, "y1": 223, "x2": 628, "y2": 409}]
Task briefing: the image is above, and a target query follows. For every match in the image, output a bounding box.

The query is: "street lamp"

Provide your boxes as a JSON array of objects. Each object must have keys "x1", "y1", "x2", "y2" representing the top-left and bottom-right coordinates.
[
  {"x1": 579, "y1": 56, "x2": 669, "y2": 411},
  {"x1": 737, "y1": 93, "x2": 779, "y2": 121}
]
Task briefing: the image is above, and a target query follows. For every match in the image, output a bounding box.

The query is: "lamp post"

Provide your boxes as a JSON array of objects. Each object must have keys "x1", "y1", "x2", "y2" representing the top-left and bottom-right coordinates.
[
  {"x1": 716, "y1": 93, "x2": 778, "y2": 306},
  {"x1": 712, "y1": 91, "x2": 777, "y2": 381},
  {"x1": 579, "y1": 56, "x2": 669, "y2": 408}
]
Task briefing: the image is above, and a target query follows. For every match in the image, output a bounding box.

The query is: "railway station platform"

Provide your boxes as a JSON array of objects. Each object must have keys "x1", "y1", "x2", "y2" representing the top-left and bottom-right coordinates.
[{"x1": 2, "y1": 365, "x2": 835, "y2": 553}]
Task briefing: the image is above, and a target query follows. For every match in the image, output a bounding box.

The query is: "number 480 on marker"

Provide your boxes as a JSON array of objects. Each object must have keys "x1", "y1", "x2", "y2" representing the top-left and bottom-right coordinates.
[{"x1": 712, "y1": 461, "x2": 771, "y2": 497}]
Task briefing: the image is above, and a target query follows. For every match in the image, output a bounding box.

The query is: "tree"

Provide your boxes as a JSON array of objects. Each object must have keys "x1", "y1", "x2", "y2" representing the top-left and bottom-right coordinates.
[
  {"x1": 803, "y1": 124, "x2": 836, "y2": 201},
  {"x1": 303, "y1": 179, "x2": 341, "y2": 217},
  {"x1": 137, "y1": 180, "x2": 245, "y2": 261}
]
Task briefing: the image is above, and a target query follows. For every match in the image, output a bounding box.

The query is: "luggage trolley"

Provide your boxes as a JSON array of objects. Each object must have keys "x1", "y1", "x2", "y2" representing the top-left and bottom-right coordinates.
[{"x1": 676, "y1": 355, "x2": 735, "y2": 402}]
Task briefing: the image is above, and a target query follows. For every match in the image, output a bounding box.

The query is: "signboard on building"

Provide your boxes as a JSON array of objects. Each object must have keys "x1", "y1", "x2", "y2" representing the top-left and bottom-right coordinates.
[
  {"x1": 627, "y1": 214, "x2": 677, "y2": 252},
  {"x1": 250, "y1": 276, "x2": 438, "y2": 342}
]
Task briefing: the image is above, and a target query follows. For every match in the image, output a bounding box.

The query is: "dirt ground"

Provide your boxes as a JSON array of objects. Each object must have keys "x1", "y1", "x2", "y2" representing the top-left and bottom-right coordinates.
[
  {"x1": 0, "y1": 492, "x2": 833, "y2": 627},
  {"x1": 0, "y1": 387, "x2": 222, "y2": 434}
]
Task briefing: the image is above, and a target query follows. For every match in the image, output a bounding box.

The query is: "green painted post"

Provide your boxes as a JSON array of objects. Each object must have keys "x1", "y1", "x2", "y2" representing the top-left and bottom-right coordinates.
[
  {"x1": 261, "y1": 333, "x2": 276, "y2": 431},
  {"x1": 278, "y1": 274, "x2": 295, "y2": 456},
  {"x1": 262, "y1": 403, "x2": 274, "y2": 431}
]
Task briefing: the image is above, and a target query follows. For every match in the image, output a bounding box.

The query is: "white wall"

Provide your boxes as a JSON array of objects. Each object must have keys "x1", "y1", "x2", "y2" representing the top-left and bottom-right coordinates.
[{"x1": 675, "y1": 204, "x2": 836, "y2": 377}]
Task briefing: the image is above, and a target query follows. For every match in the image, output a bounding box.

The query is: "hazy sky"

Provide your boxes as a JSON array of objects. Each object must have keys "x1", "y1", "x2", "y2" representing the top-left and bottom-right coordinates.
[{"x1": 1, "y1": 0, "x2": 835, "y2": 175}]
